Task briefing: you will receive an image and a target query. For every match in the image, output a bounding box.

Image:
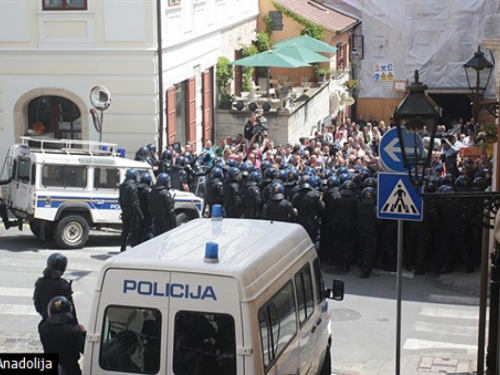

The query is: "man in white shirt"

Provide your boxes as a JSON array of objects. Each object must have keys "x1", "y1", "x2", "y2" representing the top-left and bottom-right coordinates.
[{"x1": 462, "y1": 130, "x2": 476, "y2": 147}]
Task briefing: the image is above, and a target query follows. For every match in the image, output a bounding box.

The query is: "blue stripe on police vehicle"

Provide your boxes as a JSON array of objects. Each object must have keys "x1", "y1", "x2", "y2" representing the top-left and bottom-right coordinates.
[
  {"x1": 123, "y1": 279, "x2": 217, "y2": 301},
  {"x1": 37, "y1": 196, "x2": 120, "y2": 209}
]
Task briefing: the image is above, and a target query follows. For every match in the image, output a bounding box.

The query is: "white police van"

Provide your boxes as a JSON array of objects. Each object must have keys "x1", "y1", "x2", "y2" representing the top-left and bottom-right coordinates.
[
  {"x1": 1, "y1": 137, "x2": 203, "y2": 249},
  {"x1": 83, "y1": 214, "x2": 344, "y2": 375}
]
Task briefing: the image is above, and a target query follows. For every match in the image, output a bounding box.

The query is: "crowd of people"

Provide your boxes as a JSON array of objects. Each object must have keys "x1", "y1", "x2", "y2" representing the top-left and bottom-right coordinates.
[{"x1": 121, "y1": 112, "x2": 494, "y2": 278}]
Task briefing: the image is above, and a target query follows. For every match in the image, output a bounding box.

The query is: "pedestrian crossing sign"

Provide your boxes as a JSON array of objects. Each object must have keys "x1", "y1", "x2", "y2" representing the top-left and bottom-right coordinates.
[{"x1": 377, "y1": 172, "x2": 423, "y2": 221}]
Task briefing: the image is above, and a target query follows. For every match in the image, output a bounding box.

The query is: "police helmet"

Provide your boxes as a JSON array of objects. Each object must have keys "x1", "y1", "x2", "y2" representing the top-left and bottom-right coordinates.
[
  {"x1": 303, "y1": 166, "x2": 317, "y2": 176},
  {"x1": 248, "y1": 171, "x2": 261, "y2": 184},
  {"x1": 299, "y1": 175, "x2": 312, "y2": 189},
  {"x1": 138, "y1": 146, "x2": 150, "y2": 158},
  {"x1": 261, "y1": 160, "x2": 272, "y2": 172},
  {"x1": 473, "y1": 176, "x2": 486, "y2": 190},
  {"x1": 279, "y1": 162, "x2": 288, "y2": 170},
  {"x1": 147, "y1": 143, "x2": 157, "y2": 153},
  {"x1": 176, "y1": 156, "x2": 186, "y2": 167},
  {"x1": 140, "y1": 172, "x2": 152, "y2": 186},
  {"x1": 278, "y1": 169, "x2": 288, "y2": 182},
  {"x1": 48, "y1": 296, "x2": 72, "y2": 317},
  {"x1": 350, "y1": 173, "x2": 361, "y2": 187},
  {"x1": 320, "y1": 169, "x2": 333, "y2": 181},
  {"x1": 125, "y1": 168, "x2": 139, "y2": 181},
  {"x1": 184, "y1": 152, "x2": 194, "y2": 163},
  {"x1": 287, "y1": 169, "x2": 299, "y2": 183},
  {"x1": 327, "y1": 176, "x2": 340, "y2": 189},
  {"x1": 425, "y1": 182, "x2": 437, "y2": 193},
  {"x1": 156, "y1": 173, "x2": 171, "y2": 187},
  {"x1": 228, "y1": 167, "x2": 242, "y2": 181},
  {"x1": 210, "y1": 167, "x2": 224, "y2": 179},
  {"x1": 249, "y1": 165, "x2": 260, "y2": 174},
  {"x1": 288, "y1": 155, "x2": 298, "y2": 166},
  {"x1": 339, "y1": 173, "x2": 350, "y2": 183},
  {"x1": 215, "y1": 161, "x2": 224, "y2": 169},
  {"x1": 226, "y1": 159, "x2": 237, "y2": 168},
  {"x1": 437, "y1": 185, "x2": 454, "y2": 194},
  {"x1": 360, "y1": 187, "x2": 376, "y2": 204},
  {"x1": 359, "y1": 169, "x2": 371, "y2": 182},
  {"x1": 313, "y1": 175, "x2": 322, "y2": 189},
  {"x1": 265, "y1": 167, "x2": 278, "y2": 179},
  {"x1": 337, "y1": 167, "x2": 349, "y2": 176},
  {"x1": 270, "y1": 182, "x2": 285, "y2": 201},
  {"x1": 436, "y1": 176, "x2": 444, "y2": 187},
  {"x1": 363, "y1": 177, "x2": 376, "y2": 189},
  {"x1": 455, "y1": 176, "x2": 469, "y2": 191},
  {"x1": 240, "y1": 162, "x2": 252, "y2": 177},
  {"x1": 443, "y1": 173, "x2": 455, "y2": 187},
  {"x1": 47, "y1": 253, "x2": 68, "y2": 272},
  {"x1": 340, "y1": 180, "x2": 355, "y2": 196},
  {"x1": 161, "y1": 149, "x2": 173, "y2": 161}
]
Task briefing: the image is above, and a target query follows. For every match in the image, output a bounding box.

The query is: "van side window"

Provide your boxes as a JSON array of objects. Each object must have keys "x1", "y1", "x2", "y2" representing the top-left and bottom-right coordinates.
[
  {"x1": 173, "y1": 311, "x2": 236, "y2": 375},
  {"x1": 31, "y1": 163, "x2": 36, "y2": 185},
  {"x1": 258, "y1": 281, "x2": 297, "y2": 370},
  {"x1": 17, "y1": 157, "x2": 31, "y2": 183},
  {"x1": 95, "y1": 168, "x2": 120, "y2": 189},
  {"x1": 99, "y1": 306, "x2": 161, "y2": 374},
  {"x1": 295, "y1": 263, "x2": 314, "y2": 324},
  {"x1": 42, "y1": 165, "x2": 87, "y2": 188},
  {"x1": 313, "y1": 258, "x2": 326, "y2": 304}
]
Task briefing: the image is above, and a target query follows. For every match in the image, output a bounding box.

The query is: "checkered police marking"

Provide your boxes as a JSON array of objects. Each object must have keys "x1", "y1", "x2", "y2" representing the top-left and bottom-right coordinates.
[{"x1": 377, "y1": 172, "x2": 423, "y2": 221}]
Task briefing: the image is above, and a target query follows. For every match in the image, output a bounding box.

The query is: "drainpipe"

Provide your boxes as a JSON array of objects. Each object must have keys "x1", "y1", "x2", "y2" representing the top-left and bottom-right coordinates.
[{"x1": 156, "y1": 0, "x2": 164, "y2": 152}]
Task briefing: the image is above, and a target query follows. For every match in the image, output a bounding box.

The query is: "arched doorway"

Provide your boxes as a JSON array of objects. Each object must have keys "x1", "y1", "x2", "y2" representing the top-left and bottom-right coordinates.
[{"x1": 27, "y1": 96, "x2": 82, "y2": 139}]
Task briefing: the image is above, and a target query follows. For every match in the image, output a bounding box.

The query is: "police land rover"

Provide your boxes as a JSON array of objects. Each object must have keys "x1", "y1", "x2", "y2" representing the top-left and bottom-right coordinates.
[{"x1": 1, "y1": 137, "x2": 203, "y2": 249}]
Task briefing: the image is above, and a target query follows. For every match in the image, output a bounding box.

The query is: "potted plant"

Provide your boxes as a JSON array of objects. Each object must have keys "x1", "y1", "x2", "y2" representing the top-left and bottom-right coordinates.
[
  {"x1": 317, "y1": 68, "x2": 327, "y2": 82},
  {"x1": 216, "y1": 56, "x2": 234, "y2": 109},
  {"x1": 342, "y1": 79, "x2": 359, "y2": 92}
]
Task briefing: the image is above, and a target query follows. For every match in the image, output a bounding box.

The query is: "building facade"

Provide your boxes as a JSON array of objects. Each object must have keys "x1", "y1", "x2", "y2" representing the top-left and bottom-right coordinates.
[{"x1": 0, "y1": 0, "x2": 258, "y2": 157}]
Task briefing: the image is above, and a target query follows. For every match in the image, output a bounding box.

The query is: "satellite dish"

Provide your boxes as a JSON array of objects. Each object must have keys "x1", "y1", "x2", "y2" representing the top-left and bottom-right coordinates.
[
  {"x1": 90, "y1": 85, "x2": 111, "y2": 111},
  {"x1": 341, "y1": 94, "x2": 355, "y2": 106}
]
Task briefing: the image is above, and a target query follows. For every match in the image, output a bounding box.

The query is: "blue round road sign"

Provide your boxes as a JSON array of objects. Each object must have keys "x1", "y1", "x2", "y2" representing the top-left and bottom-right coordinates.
[{"x1": 379, "y1": 128, "x2": 423, "y2": 173}]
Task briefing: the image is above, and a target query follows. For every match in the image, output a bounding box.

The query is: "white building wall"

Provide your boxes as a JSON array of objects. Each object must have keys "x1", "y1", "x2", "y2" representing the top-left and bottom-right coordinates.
[{"x1": 0, "y1": 0, "x2": 258, "y2": 158}]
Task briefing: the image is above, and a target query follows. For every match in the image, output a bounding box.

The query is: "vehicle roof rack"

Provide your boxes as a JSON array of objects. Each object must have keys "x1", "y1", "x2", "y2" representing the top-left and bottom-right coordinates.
[{"x1": 21, "y1": 137, "x2": 121, "y2": 156}]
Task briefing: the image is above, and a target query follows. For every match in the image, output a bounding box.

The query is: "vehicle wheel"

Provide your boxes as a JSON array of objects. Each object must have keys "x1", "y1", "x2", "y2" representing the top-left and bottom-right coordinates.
[
  {"x1": 29, "y1": 221, "x2": 55, "y2": 241},
  {"x1": 319, "y1": 345, "x2": 331, "y2": 375},
  {"x1": 54, "y1": 215, "x2": 90, "y2": 249},
  {"x1": 175, "y1": 212, "x2": 191, "y2": 226}
]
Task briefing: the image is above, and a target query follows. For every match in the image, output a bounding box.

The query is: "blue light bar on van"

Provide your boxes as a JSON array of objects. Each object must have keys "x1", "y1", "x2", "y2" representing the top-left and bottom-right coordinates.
[
  {"x1": 211, "y1": 204, "x2": 223, "y2": 220},
  {"x1": 204, "y1": 242, "x2": 219, "y2": 263}
]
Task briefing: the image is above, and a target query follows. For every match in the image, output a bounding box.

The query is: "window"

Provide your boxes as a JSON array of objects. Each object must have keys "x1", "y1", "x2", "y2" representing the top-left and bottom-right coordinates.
[
  {"x1": 258, "y1": 281, "x2": 297, "y2": 369},
  {"x1": 16, "y1": 158, "x2": 31, "y2": 184},
  {"x1": 168, "y1": 0, "x2": 181, "y2": 6},
  {"x1": 99, "y1": 306, "x2": 161, "y2": 374},
  {"x1": 314, "y1": 258, "x2": 326, "y2": 304},
  {"x1": 173, "y1": 311, "x2": 236, "y2": 375},
  {"x1": 175, "y1": 82, "x2": 186, "y2": 145},
  {"x1": 43, "y1": 0, "x2": 87, "y2": 10},
  {"x1": 95, "y1": 168, "x2": 120, "y2": 190},
  {"x1": 42, "y1": 165, "x2": 87, "y2": 188},
  {"x1": 268, "y1": 11, "x2": 283, "y2": 31},
  {"x1": 295, "y1": 264, "x2": 314, "y2": 324}
]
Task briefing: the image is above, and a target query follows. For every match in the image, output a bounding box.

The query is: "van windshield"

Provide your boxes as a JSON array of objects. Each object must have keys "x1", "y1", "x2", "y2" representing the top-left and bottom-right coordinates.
[{"x1": 173, "y1": 311, "x2": 236, "y2": 375}]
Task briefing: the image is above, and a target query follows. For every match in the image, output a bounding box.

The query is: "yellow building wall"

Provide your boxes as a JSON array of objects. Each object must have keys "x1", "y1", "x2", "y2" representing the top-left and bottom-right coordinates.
[{"x1": 357, "y1": 97, "x2": 402, "y2": 125}]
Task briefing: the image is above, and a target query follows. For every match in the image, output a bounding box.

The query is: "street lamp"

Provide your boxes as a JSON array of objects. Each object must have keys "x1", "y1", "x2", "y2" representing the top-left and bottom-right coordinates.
[
  {"x1": 349, "y1": 48, "x2": 361, "y2": 120},
  {"x1": 463, "y1": 46, "x2": 494, "y2": 121},
  {"x1": 392, "y1": 70, "x2": 440, "y2": 187}
]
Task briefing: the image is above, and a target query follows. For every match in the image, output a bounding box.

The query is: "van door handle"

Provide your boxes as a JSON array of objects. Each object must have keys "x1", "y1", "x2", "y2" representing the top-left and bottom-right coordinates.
[
  {"x1": 316, "y1": 318, "x2": 322, "y2": 326},
  {"x1": 93, "y1": 200, "x2": 104, "y2": 205},
  {"x1": 311, "y1": 325, "x2": 317, "y2": 333}
]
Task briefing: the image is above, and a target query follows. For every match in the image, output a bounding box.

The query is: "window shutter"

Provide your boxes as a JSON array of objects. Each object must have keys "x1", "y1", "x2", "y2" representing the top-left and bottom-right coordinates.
[
  {"x1": 167, "y1": 87, "x2": 176, "y2": 145},
  {"x1": 202, "y1": 70, "x2": 212, "y2": 144},
  {"x1": 186, "y1": 78, "x2": 196, "y2": 146}
]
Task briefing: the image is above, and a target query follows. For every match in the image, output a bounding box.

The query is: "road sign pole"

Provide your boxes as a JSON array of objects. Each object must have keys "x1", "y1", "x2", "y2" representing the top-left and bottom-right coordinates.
[{"x1": 396, "y1": 219, "x2": 403, "y2": 375}]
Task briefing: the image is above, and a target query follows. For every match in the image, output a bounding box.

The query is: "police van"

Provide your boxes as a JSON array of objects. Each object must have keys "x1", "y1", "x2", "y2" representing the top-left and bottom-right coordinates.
[
  {"x1": 1, "y1": 137, "x2": 203, "y2": 249},
  {"x1": 83, "y1": 215, "x2": 344, "y2": 375}
]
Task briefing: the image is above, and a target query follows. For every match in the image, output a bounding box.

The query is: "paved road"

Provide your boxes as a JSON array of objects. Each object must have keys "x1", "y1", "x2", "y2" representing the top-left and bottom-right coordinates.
[{"x1": 0, "y1": 225, "x2": 484, "y2": 374}]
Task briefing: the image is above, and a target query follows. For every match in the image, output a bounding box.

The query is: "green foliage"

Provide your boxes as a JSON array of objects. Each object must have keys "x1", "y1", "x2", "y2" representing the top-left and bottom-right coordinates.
[
  {"x1": 256, "y1": 31, "x2": 272, "y2": 52},
  {"x1": 273, "y1": 1, "x2": 324, "y2": 40},
  {"x1": 263, "y1": 15, "x2": 274, "y2": 36},
  {"x1": 318, "y1": 68, "x2": 327, "y2": 76},
  {"x1": 242, "y1": 44, "x2": 258, "y2": 57},
  {"x1": 240, "y1": 44, "x2": 258, "y2": 93},
  {"x1": 216, "y1": 56, "x2": 233, "y2": 103}
]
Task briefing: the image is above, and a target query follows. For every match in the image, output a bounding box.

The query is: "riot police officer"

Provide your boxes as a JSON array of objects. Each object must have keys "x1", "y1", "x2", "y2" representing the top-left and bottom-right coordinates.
[
  {"x1": 204, "y1": 167, "x2": 225, "y2": 217},
  {"x1": 284, "y1": 168, "x2": 299, "y2": 201},
  {"x1": 332, "y1": 180, "x2": 358, "y2": 272},
  {"x1": 242, "y1": 171, "x2": 263, "y2": 219},
  {"x1": 149, "y1": 173, "x2": 177, "y2": 236},
  {"x1": 119, "y1": 168, "x2": 143, "y2": 251},
  {"x1": 137, "y1": 172, "x2": 154, "y2": 242},
  {"x1": 291, "y1": 175, "x2": 325, "y2": 243},
  {"x1": 356, "y1": 187, "x2": 379, "y2": 278},
  {"x1": 262, "y1": 182, "x2": 297, "y2": 222},
  {"x1": 170, "y1": 156, "x2": 190, "y2": 192},
  {"x1": 158, "y1": 149, "x2": 174, "y2": 175},
  {"x1": 39, "y1": 296, "x2": 86, "y2": 375},
  {"x1": 34, "y1": 253, "x2": 78, "y2": 324},
  {"x1": 223, "y1": 167, "x2": 244, "y2": 218},
  {"x1": 320, "y1": 175, "x2": 341, "y2": 263},
  {"x1": 261, "y1": 166, "x2": 278, "y2": 201},
  {"x1": 0, "y1": 176, "x2": 20, "y2": 230}
]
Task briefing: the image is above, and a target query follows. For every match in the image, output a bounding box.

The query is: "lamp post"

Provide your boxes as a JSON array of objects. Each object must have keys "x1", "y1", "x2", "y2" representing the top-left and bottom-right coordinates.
[
  {"x1": 463, "y1": 46, "x2": 494, "y2": 122},
  {"x1": 349, "y1": 48, "x2": 360, "y2": 121}
]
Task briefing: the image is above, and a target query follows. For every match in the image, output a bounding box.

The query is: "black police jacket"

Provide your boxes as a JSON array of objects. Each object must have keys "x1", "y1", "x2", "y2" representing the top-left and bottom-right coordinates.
[
  {"x1": 34, "y1": 268, "x2": 77, "y2": 322},
  {"x1": 39, "y1": 312, "x2": 86, "y2": 375},
  {"x1": 170, "y1": 166, "x2": 188, "y2": 191},
  {"x1": 149, "y1": 185, "x2": 176, "y2": 222},
  {"x1": 205, "y1": 177, "x2": 224, "y2": 206},
  {"x1": 119, "y1": 179, "x2": 142, "y2": 219},
  {"x1": 223, "y1": 180, "x2": 243, "y2": 218},
  {"x1": 262, "y1": 199, "x2": 297, "y2": 222},
  {"x1": 138, "y1": 183, "x2": 152, "y2": 223},
  {"x1": 333, "y1": 194, "x2": 357, "y2": 222},
  {"x1": 243, "y1": 183, "x2": 262, "y2": 219},
  {"x1": 292, "y1": 187, "x2": 325, "y2": 220},
  {"x1": 356, "y1": 202, "x2": 379, "y2": 233}
]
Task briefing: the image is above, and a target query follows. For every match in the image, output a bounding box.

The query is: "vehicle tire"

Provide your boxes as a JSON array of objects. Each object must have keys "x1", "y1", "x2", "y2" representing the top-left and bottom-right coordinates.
[
  {"x1": 29, "y1": 221, "x2": 55, "y2": 241},
  {"x1": 319, "y1": 345, "x2": 331, "y2": 375},
  {"x1": 54, "y1": 215, "x2": 90, "y2": 249},
  {"x1": 175, "y1": 212, "x2": 191, "y2": 227}
]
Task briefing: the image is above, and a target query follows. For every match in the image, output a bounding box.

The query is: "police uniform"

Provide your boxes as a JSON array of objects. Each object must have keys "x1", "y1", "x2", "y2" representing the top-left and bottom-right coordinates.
[
  {"x1": 356, "y1": 188, "x2": 379, "y2": 278},
  {"x1": 170, "y1": 165, "x2": 189, "y2": 191},
  {"x1": 291, "y1": 181, "x2": 325, "y2": 243},
  {"x1": 204, "y1": 175, "x2": 224, "y2": 217},
  {"x1": 262, "y1": 187, "x2": 297, "y2": 222},
  {"x1": 242, "y1": 179, "x2": 263, "y2": 219},
  {"x1": 223, "y1": 169, "x2": 244, "y2": 218},
  {"x1": 149, "y1": 183, "x2": 177, "y2": 236},
  {"x1": 137, "y1": 180, "x2": 153, "y2": 242},
  {"x1": 119, "y1": 176, "x2": 143, "y2": 251}
]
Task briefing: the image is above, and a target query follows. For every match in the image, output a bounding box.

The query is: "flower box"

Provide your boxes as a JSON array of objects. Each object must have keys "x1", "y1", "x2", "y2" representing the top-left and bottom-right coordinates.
[{"x1": 460, "y1": 146, "x2": 484, "y2": 158}]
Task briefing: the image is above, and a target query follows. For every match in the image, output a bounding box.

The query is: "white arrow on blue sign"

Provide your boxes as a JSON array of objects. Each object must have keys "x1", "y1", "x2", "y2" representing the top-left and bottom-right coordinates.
[{"x1": 378, "y1": 127, "x2": 423, "y2": 173}]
